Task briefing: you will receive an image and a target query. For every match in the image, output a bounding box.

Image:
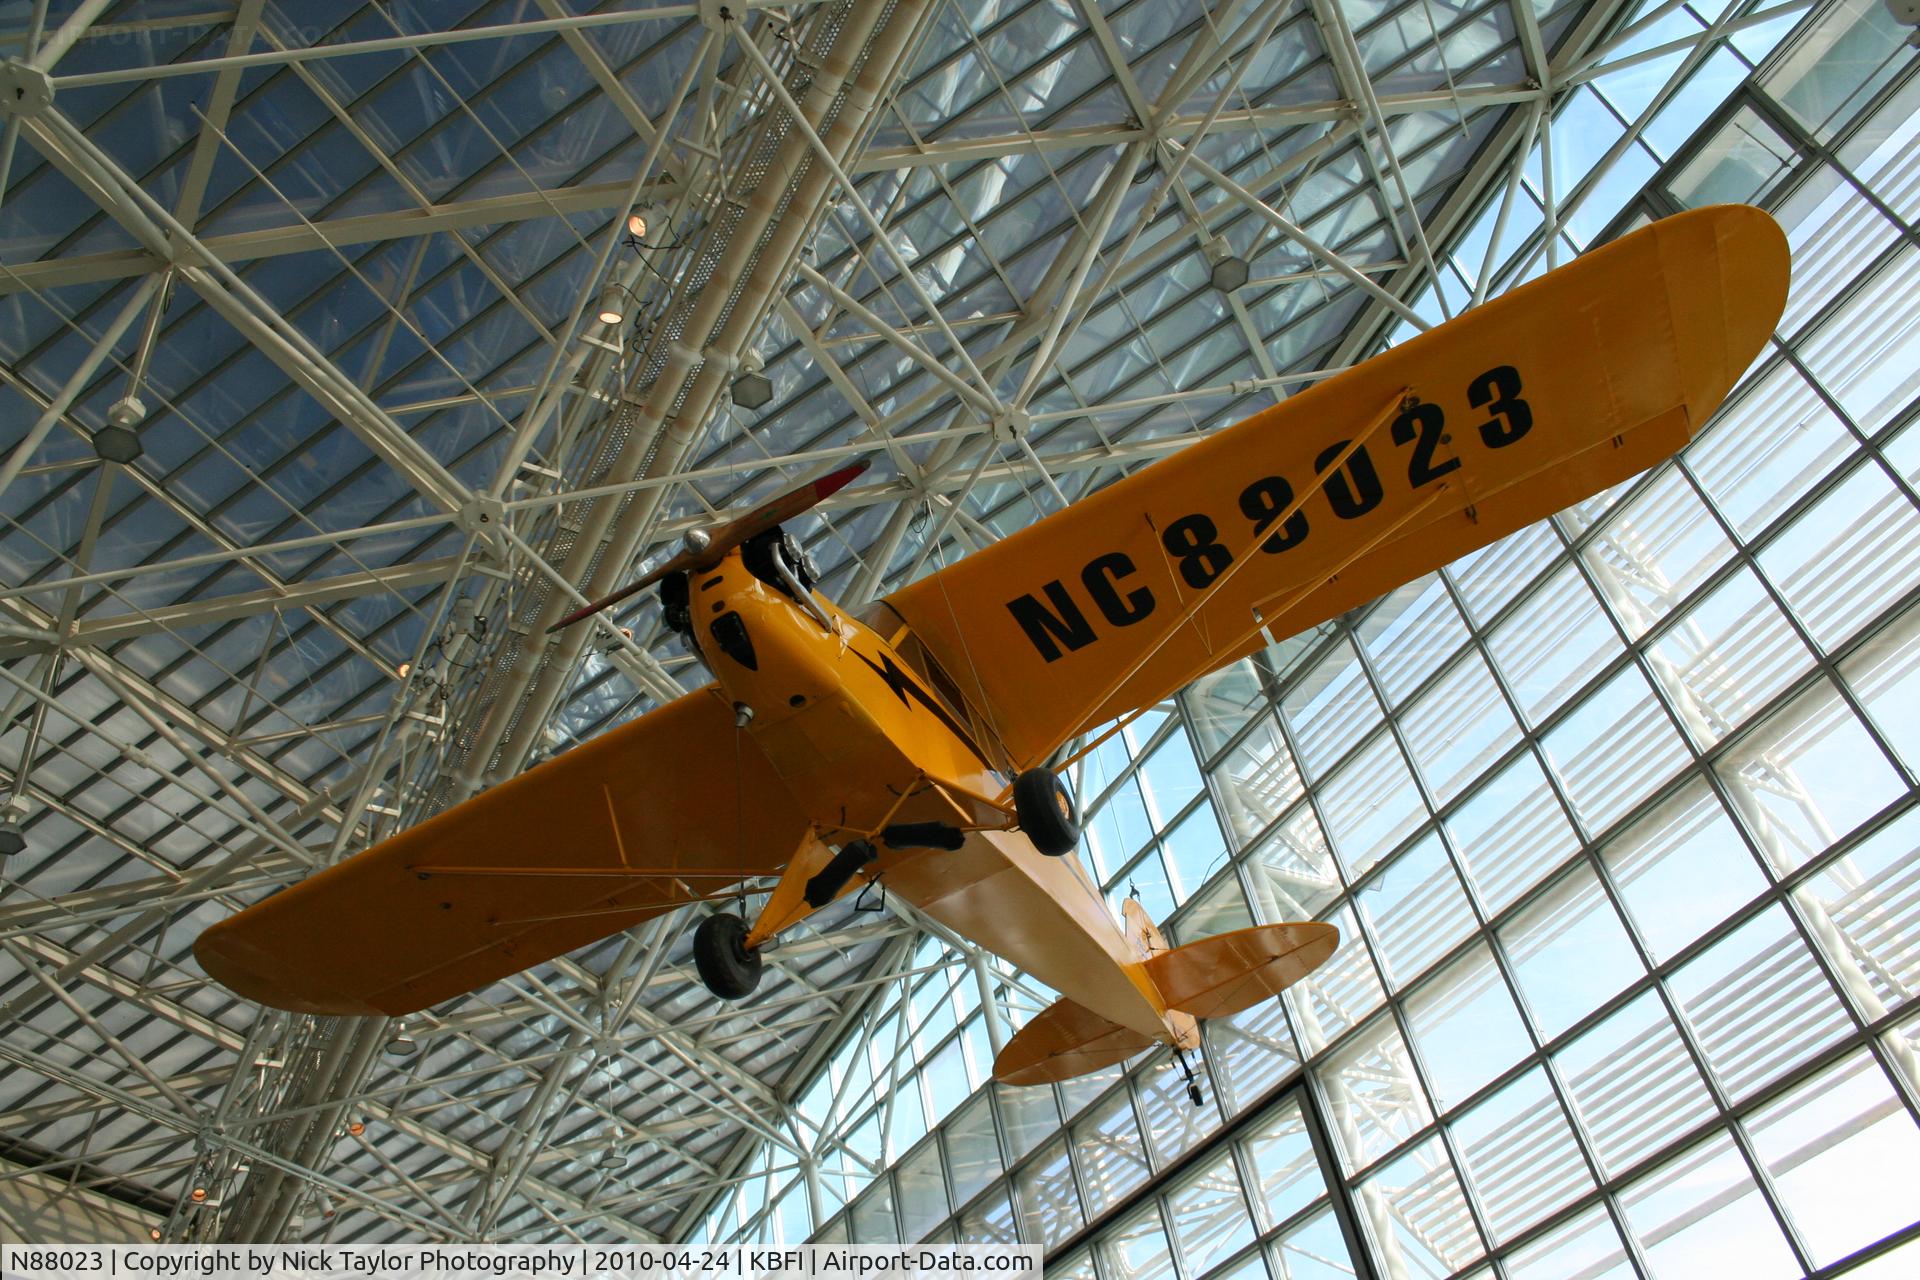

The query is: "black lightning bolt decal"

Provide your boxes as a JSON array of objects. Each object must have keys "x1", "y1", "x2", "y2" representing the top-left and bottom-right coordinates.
[{"x1": 853, "y1": 648, "x2": 992, "y2": 761}]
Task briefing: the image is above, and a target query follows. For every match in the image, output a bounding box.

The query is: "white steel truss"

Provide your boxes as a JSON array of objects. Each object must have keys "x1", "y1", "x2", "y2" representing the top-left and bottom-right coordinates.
[{"x1": 0, "y1": 0, "x2": 1884, "y2": 1250}]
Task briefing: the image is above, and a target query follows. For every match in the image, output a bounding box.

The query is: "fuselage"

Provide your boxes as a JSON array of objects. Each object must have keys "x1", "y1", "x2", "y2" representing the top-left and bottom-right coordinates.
[
  {"x1": 688, "y1": 549, "x2": 1003, "y2": 837},
  {"x1": 685, "y1": 546, "x2": 1183, "y2": 1041}
]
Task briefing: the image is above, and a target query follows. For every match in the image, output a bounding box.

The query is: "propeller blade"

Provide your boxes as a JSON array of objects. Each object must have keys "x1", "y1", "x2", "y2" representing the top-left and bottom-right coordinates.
[
  {"x1": 711, "y1": 459, "x2": 870, "y2": 549},
  {"x1": 544, "y1": 560, "x2": 688, "y2": 633},
  {"x1": 545, "y1": 460, "x2": 869, "y2": 634}
]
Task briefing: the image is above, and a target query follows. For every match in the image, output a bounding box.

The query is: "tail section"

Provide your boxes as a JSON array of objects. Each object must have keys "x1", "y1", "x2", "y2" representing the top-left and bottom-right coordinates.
[
  {"x1": 1144, "y1": 922, "x2": 1339, "y2": 1019},
  {"x1": 992, "y1": 920, "x2": 1339, "y2": 1083},
  {"x1": 992, "y1": 996, "x2": 1155, "y2": 1085}
]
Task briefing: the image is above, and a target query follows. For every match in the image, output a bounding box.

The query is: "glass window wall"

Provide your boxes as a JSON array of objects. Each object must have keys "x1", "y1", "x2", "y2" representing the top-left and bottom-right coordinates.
[{"x1": 697, "y1": 7, "x2": 1920, "y2": 1276}]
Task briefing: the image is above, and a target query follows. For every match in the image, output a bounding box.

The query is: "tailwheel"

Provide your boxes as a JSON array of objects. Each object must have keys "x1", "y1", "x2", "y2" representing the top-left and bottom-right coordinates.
[
  {"x1": 1014, "y1": 768, "x2": 1080, "y2": 857},
  {"x1": 693, "y1": 913, "x2": 763, "y2": 1000},
  {"x1": 1176, "y1": 1047, "x2": 1207, "y2": 1109}
]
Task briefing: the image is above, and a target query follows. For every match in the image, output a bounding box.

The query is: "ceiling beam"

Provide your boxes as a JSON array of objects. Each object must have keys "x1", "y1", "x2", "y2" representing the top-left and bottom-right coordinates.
[
  {"x1": 0, "y1": 176, "x2": 681, "y2": 294},
  {"x1": 0, "y1": 556, "x2": 462, "y2": 658},
  {"x1": 46, "y1": 2, "x2": 808, "y2": 90},
  {"x1": 850, "y1": 86, "x2": 1541, "y2": 171}
]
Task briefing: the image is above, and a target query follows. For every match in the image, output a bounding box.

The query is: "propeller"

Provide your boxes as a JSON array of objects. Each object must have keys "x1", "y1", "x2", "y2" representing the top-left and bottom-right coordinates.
[{"x1": 546, "y1": 460, "x2": 869, "y2": 634}]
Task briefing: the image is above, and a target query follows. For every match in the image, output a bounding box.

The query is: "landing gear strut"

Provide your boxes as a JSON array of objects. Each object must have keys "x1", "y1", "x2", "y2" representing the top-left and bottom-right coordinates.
[{"x1": 693, "y1": 913, "x2": 763, "y2": 1000}]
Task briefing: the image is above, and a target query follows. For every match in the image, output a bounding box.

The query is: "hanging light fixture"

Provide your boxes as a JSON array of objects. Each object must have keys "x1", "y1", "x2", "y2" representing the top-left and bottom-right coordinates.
[
  {"x1": 384, "y1": 1024, "x2": 418, "y2": 1057},
  {"x1": 1203, "y1": 235, "x2": 1250, "y2": 293},
  {"x1": 0, "y1": 796, "x2": 25, "y2": 857},
  {"x1": 593, "y1": 1056, "x2": 627, "y2": 1169},
  {"x1": 596, "y1": 285, "x2": 627, "y2": 326},
  {"x1": 731, "y1": 350, "x2": 773, "y2": 411},
  {"x1": 626, "y1": 202, "x2": 661, "y2": 243}
]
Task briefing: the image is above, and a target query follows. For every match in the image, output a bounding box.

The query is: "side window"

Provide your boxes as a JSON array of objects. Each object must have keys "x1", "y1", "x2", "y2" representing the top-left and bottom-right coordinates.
[{"x1": 907, "y1": 641, "x2": 1014, "y2": 773}]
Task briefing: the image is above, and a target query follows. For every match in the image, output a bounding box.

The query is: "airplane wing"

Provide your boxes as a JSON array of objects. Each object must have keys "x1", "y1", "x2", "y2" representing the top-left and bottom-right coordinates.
[
  {"x1": 881, "y1": 204, "x2": 1789, "y2": 767},
  {"x1": 195, "y1": 686, "x2": 809, "y2": 1016}
]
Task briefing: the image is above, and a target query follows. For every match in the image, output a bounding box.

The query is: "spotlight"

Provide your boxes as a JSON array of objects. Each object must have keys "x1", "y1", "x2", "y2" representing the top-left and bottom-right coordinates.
[
  {"x1": 384, "y1": 1026, "x2": 418, "y2": 1057},
  {"x1": 596, "y1": 286, "x2": 627, "y2": 326},
  {"x1": 190, "y1": 1188, "x2": 207, "y2": 1203},
  {"x1": 347, "y1": 1120, "x2": 366, "y2": 1136},
  {"x1": 598, "y1": 1146, "x2": 626, "y2": 1170},
  {"x1": 0, "y1": 818, "x2": 23, "y2": 859},
  {"x1": 149, "y1": 1229, "x2": 163, "y2": 1242},
  {"x1": 627, "y1": 203, "x2": 662, "y2": 242},
  {"x1": 395, "y1": 662, "x2": 412, "y2": 680}
]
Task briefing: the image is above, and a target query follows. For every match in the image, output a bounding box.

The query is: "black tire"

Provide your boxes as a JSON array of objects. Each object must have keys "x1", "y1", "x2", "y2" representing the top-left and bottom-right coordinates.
[
  {"x1": 693, "y1": 913, "x2": 763, "y2": 1000},
  {"x1": 1014, "y1": 768, "x2": 1080, "y2": 856}
]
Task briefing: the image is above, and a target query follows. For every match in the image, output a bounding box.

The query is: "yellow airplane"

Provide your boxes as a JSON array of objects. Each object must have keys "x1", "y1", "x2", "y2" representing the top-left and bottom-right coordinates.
[{"x1": 196, "y1": 205, "x2": 1789, "y2": 1093}]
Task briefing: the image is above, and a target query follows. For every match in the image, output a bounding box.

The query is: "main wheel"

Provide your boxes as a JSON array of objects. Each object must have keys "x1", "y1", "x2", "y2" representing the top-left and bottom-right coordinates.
[
  {"x1": 693, "y1": 913, "x2": 763, "y2": 1000},
  {"x1": 1014, "y1": 768, "x2": 1080, "y2": 856}
]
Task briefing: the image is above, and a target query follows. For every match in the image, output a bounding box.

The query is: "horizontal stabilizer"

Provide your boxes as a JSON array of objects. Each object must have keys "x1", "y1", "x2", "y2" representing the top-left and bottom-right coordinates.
[
  {"x1": 1143, "y1": 923, "x2": 1339, "y2": 1020},
  {"x1": 993, "y1": 996, "x2": 1155, "y2": 1085}
]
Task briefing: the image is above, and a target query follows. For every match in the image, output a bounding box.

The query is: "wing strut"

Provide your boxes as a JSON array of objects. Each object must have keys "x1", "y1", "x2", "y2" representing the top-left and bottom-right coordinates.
[
  {"x1": 1044, "y1": 389, "x2": 1415, "y2": 771},
  {"x1": 1055, "y1": 476, "x2": 1449, "y2": 776}
]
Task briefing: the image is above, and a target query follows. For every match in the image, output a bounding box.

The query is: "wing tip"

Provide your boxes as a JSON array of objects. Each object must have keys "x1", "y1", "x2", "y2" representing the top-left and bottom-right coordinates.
[
  {"x1": 1708, "y1": 202, "x2": 1790, "y2": 365},
  {"x1": 195, "y1": 914, "x2": 394, "y2": 1017},
  {"x1": 1656, "y1": 204, "x2": 1790, "y2": 410}
]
